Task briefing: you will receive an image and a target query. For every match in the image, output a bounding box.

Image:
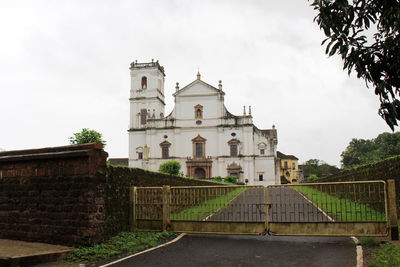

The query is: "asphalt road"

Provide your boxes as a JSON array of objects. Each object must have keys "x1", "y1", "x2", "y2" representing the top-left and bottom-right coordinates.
[
  {"x1": 105, "y1": 234, "x2": 356, "y2": 267},
  {"x1": 207, "y1": 187, "x2": 331, "y2": 222}
]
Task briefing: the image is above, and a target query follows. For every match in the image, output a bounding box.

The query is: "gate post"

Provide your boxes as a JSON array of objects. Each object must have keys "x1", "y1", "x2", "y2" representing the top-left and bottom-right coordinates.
[
  {"x1": 162, "y1": 185, "x2": 171, "y2": 231},
  {"x1": 264, "y1": 186, "x2": 269, "y2": 234},
  {"x1": 387, "y1": 179, "x2": 399, "y2": 240},
  {"x1": 130, "y1": 187, "x2": 137, "y2": 232}
]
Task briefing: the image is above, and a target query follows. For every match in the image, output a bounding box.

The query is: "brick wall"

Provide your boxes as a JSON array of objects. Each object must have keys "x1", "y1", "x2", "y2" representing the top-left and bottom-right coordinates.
[
  {"x1": 0, "y1": 144, "x2": 221, "y2": 246},
  {"x1": 0, "y1": 143, "x2": 108, "y2": 246}
]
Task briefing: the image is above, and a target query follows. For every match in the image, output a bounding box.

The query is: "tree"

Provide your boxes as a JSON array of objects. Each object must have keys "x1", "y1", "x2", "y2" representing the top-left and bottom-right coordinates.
[
  {"x1": 159, "y1": 160, "x2": 181, "y2": 176},
  {"x1": 311, "y1": 0, "x2": 400, "y2": 130},
  {"x1": 303, "y1": 158, "x2": 340, "y2": 178},
  {"x1": 341, "y1": 132, "x2": 400, "y2": 168},
  {"x1": 69, "y1": 128, "x2": 106, "y2": 147}
]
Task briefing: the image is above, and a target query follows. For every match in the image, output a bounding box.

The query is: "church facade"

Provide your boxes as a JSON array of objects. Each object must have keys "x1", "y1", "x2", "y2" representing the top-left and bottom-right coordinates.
[{"x1": 128, "y1": 60, "x2": 280, "y2": 185}]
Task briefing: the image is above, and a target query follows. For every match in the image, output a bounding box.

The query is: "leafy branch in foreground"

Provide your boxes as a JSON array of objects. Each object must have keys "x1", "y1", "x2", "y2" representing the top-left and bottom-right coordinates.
[{"x1": 311, "y1": 0, "x2": 400, "y2": 130}]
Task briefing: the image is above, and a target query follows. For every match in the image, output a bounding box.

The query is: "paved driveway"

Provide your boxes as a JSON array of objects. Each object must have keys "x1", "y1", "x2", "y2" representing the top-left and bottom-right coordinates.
[
  {"x1": 207, "y1": 187, "x2": 331, "y2": 222},
  {"x1": 105, "y1": 234, "x2": 356, "y2": 267}
]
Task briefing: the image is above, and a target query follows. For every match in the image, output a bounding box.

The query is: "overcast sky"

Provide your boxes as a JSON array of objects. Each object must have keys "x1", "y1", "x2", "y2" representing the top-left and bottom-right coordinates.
[{"x1": 0, "y1": 0, "x2": 395, "y2": 166}]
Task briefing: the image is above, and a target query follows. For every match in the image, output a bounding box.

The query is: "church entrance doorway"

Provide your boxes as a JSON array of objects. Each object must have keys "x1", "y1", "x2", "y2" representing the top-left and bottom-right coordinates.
[{"x1": 194, "y1": 167, "x2": 206, "y2": 178}]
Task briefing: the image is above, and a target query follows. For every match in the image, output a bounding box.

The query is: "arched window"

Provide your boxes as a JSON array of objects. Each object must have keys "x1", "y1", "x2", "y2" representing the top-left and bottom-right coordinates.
[{"x1": 141, "y1": 76, "x2": 147, "y2": 89}]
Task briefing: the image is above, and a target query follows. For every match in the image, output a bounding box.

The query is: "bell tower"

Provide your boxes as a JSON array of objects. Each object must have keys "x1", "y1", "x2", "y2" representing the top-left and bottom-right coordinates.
[{"x1": 129, "y1": 59, "x2": 166, "y2": 129}]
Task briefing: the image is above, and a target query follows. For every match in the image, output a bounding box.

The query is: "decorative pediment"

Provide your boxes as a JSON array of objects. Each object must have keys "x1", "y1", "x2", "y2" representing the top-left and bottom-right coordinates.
[
  {"x1": 194, "y1": 104, "x2": 203, "y2": 109},
  {"x1": 258, "y1": 142, "x2": 267, "y2": 149},
  {"x1": 227, "y1": 138, "x2": 240, "y2": 145},
  {"x1": 227, "y1": 162, "x2": 242, "y2": 170},
  {"x1": 173, "y1": 80, "x2": 225, "y2": 97},
  {"x1": 136, "y1": 146, "x2": 143, "y2": 152},
  {"x1": 192, "y1": 134, "x2": 206, "y2": 142},
  {"x1": 159, "y1": 140, "x2": 171, "y2": 147}
]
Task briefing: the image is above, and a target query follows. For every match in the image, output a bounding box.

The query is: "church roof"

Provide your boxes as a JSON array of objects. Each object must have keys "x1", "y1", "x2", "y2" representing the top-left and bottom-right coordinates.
[
  {"x1": 173, "y1": 77, "x2": 225, "y2": 97},
  {"x1": 277, "y1": 151, "x2": 298, "y2": 160}
]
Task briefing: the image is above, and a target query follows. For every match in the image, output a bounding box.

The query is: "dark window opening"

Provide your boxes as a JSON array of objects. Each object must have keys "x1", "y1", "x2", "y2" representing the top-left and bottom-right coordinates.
[
  {"x1": 260, "y1": 149, "x2": 265, "y2": 155},
  {"x1": 140, "y1": 109, "x2": 147, "y2": 125},
  {"x1": 195, "y1": 143, "x2": 203, "y2": 158},
  {"x1": 196, "y1": 109, "x2": 202, "y2": 118},
  {"x1": 259, "y1": 174, "x2": 264, "y2": 181},
  {"x1": 292, "y1": 162, "x2": 296, "y2": 170},
  {"x1": 141, "y1": 76, "x2": 147, "y2": 89},
  {"x1": 284, "y1": 161, "x2": 288, "y2": 169},
  {"x1": 230, "y1": 145, "x2": 238, "y2": 157},
  {"x1": 138, "y1": 152, "x2": 143, "y2": 159},
  {"x1": 162, "y1": 146, "x2": 169, "y2": 159}
]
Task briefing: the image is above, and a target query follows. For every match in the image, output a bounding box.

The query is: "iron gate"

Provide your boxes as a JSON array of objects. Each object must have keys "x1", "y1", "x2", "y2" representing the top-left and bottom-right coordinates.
[{"x1": 131, "y1": 181, "x2": 390, "y2": 236}]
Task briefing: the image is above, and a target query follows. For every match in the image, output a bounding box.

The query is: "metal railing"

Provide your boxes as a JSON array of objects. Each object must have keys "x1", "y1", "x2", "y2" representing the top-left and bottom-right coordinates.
[
  {"x1": 131, "y1": 180, "x2": 394, "y2": 237},
  {"x1": 267, "y1": 181, "x2": 387, "y2": 223}
]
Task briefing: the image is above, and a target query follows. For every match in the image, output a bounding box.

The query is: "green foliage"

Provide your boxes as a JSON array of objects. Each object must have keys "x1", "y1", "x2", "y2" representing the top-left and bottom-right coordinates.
[
  {"x1": 159, "y1": 160, "x2": 181, "y2": 175},
  {"x1": 225, "y1": 175, "x2": 238, "y2": 184},
  {"x1": 307, "y1": 174, "x2": 318, "y2": 182},
  {"x1": 303, "y1": 159, "x2": 340, "y2": 178},
  {"x1": 67, "y1": 231, "x2": 177, "y2": 262},
  {"x1": 212, "y1": 176, "x2": 223, "y2": 182},
  {"x1": 341, "y1": 132, "x2": 400, "y2": 168},
  {"x1": 371, "y1": 243, "x2": 400, "y2": 267},
  {"x1": 359, "y1": 236, "x2": 378, "y2": 247},
  {"x1": 311, "y1": 0, "x2": 400, "y2": 130},
  {"x1": 69, "y1": 128, "x2": 106, "y2": 147}
]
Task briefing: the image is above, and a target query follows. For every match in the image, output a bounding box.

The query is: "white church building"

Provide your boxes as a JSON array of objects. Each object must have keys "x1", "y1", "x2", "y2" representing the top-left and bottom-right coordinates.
[{"x1": 128, "y1": 60, "x2": 280, "y2": 185}]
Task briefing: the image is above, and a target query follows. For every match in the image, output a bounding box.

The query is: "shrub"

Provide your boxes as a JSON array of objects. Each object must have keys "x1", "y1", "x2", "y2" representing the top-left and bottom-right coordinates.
[
  {"x1": 307, "y1": 174, "x2": 318, "y2": 182},
  {"x1": 225, "y1": 175, "x2": 238, "y2": 184},
  {"x1": 212, "y1": 176, "x2": 223, "y2": 182},
  {"x1": 159, "y1": 160, "x2": 181, "y2": 176}
]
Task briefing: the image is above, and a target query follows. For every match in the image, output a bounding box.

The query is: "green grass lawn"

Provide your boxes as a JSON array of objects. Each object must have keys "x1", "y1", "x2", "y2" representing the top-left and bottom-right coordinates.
[
  {"x1": 171, "y1": 187, "x2": 245, "y2": 221},
  {"x1": 295, "y1": 186, "x2": 386, "y2": 221}
]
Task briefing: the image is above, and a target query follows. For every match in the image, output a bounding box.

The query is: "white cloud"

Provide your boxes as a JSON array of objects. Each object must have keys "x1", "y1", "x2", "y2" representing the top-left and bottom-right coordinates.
[{"x1": 0, "y1": 0, "x2": 394, "y2": 167}]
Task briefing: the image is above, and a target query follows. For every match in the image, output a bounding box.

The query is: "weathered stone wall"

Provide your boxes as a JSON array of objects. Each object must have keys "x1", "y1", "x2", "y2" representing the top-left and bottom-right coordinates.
[
  {"x1": 0, "y1": 144, "x2": 221, "y2": 246},
  {"x1": 0, "y1": 143, "x2": 108, "y2": 246}
]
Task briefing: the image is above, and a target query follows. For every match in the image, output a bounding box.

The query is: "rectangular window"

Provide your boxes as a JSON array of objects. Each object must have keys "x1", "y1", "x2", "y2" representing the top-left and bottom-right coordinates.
[
  {"x1": 230, "y1": 145, "x2": 238, "y2": 157},
  {"x1": 259, "y1": 174, "x2": 264, "y2": 181},
  {"x1": 260, "y1": 149, "x2": 265, "y2": 155},
  {"x1": 140, "y1": 109, "x2": 147, "y2": 125},
  {"x1": 138, "y1": 152, "x2": 143, "y2": 159},
  {"x1": 195, "y1": 143, "x2": 203, "y2": 158},
  {"x1": 162, "y1": 146, "x2": 169, "y2": 159},
  {"x1": 284, "y1": 161, "x2": 288, "y2": 169},
  {"x1": 292, "y1": 162, "x2": 296, "y2": 170}
]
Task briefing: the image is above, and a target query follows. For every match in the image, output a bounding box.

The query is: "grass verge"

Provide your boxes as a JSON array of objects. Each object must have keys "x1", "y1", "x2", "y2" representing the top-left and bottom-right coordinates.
[
  {"x1": 171, "y1": 187, "x2": 245, "y2": 220},
  {"x1": 67, "y1": 231, "x2": 178, "y2": 264},
  {"x1": 370, "y1": 243, "x2": 400, "y2": 267},
  {"x1": 295, "y1": 186, "x2": 385, "y2": 221}
]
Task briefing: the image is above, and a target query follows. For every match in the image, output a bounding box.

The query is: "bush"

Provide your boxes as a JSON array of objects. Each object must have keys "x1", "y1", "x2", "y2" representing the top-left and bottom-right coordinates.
[
  {"x1": 159, "y1": 160, "x2": 181, "y2": 176},
  {"x1": 307, "y1": 174, "x2": 318, "y2": 182},
  {"x1": 225, "y1": 175, "x2": 238, "y2": 184},
  {"x1": 212, "y1": 176, "x2": 223, "y2": 182}
]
